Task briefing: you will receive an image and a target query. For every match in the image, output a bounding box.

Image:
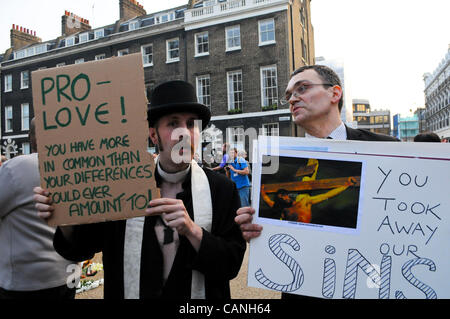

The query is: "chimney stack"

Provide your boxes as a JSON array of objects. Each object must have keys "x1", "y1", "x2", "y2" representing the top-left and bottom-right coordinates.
[
  {"x1": 61, "y1": 11, "x2": 91, "y2": 36},
  {"x1": 10, "y1": 24, "x2": 42, "y2": 50},
  {"x1": 119, "y1": 0, "x2": 146, "y2": 21}
]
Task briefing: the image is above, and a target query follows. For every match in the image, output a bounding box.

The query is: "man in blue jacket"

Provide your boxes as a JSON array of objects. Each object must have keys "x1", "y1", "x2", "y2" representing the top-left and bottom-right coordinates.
[{"x1": 227, "y1": 148, "x2": 251, "y2": 207}]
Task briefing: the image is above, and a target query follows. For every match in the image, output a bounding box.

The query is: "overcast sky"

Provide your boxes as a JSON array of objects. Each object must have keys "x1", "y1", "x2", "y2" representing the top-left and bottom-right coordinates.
[{"x1": 1, "y1": 0, "x2": 449, "y2": 116}]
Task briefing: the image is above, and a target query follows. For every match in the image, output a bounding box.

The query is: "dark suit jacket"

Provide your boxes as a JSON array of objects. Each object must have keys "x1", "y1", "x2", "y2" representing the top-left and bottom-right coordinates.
[{"x1": 346, "y1": 126, "x2": 400, "y2": 141}]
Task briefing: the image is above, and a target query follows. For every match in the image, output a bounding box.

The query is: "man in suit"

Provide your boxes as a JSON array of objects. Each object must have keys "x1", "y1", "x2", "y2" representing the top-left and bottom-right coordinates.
[
  {"x1": 235, "y1": 65, "x2": 398, "y2": 299},
  {"x1": 286, "y1": 65, "x2": 398, "y2": 142},
  {"x1": 0, "y1": 119, "x2": 75, "y2": 299},
  {"x1": 236, "y1": 64, "x2": 398, "y2": 241}
]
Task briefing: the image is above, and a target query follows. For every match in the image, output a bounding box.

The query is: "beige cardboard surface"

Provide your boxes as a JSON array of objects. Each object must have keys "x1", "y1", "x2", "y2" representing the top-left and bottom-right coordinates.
[{"x1": 32, "y1": 53, "x2": 159, "y2": 226}]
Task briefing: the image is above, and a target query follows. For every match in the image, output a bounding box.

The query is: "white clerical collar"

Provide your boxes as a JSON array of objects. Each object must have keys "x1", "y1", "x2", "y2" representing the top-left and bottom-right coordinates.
[
  {"x1": 157, "y1": 161, "x2": 191, "y2": 184},
  {"x1": 124, "y1": 160, "x2": 212, "y2": 299},
  {"x1": 305, "y1": 122, "x2": 347, "y2": 140}
]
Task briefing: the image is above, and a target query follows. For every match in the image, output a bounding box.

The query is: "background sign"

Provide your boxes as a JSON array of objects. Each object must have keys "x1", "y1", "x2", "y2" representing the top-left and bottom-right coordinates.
[
  {"x1": 32, "y1": 54, "x2": 158, "y2": 226},
  {"x1": 248, "y1": 137, "x2": 450, "y2": 299}
]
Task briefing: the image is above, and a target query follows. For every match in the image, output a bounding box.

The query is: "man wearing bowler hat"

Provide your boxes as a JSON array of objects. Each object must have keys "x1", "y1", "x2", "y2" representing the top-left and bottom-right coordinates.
[{"x1": 34, "y1": 80, "x2": 246, "y2": 299}]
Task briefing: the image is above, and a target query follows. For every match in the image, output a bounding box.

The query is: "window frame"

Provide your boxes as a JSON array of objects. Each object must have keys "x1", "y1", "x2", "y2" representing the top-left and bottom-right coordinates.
[
  {"x1": 262, "y1": 122, "x2": 279, "y2": 136},
  {"x1": 260, "y1": 65, "x2": 278, "y2": 107},
  {"x1": 14, "y1": 49, "x2": 26, "y2": 59},
  {"x1": 129, "y1": 20, "x2": 139, "y2": 31},
  {"x1": 166, "y1": 38, "x2": 180, "y2": 63},
  {"x1": 226, "y1": 126, "x2": 245, "y2": 149},
  {"x1": 258, "y1": 18, "x2": 276, "y2": 46},
  {"x1": 35, "y1": 44, "x2": 47, "y2": 55},
  {"x1": 5, "y1": 105, "x2": 13, "y2": 132},
  {"x1": 227, "y1": 70, "x2": 243, "y2": 112},
  {"x1": 79, "y1": 32, "x2": 89, "y2": 43},
  {"x1": 20, "y1": 70, "x2": 29, "y2": 89},
  {"x1": 21, "y1": 103, "x2": 30, "y2": 131},
  {"x1": 95, "y1": 53, "x2": 106, "y2": 61},
  {"x1": 195, "y1": 31, "x2": 209, "y2": 57},
  {"x1": 196, "y1": 74, "x2": 211, "y2": 108},
  {"x1": 145, "y1": 82, "x2": 155, "y2": 104},
  {"x1": 301, "y1": 38, "x2": 308, "y2": 61},
  {"x1": 4, "y1": 74, "x2": 12, "y2": 92},
  {"x1": 26, "y1": 47, "x2": 35, "y2": 56},
  {"x1": 155, "y1": 12, "x2": 175, "y2": 24},
  {"x1": 141, "y1": 44, "x2": 153, "y2": 67},
  {"x1": 225, "y1": 25, "x2": 241, "y2": 51},
  {"x1": 65, "y1": 36, "x2": 75, "y2": 47},
  {"x1": 94, "y1": 29, "x2": 104, "y2": 39},
  {"x1": 117, "y1": 48, "x2": 129, "y2": 57},
  {"x1": 300, "y1": 7, "x2": 306, "y2": 27},
  {"x1": 22, "y1": 142, "x2": 31, "y2": 155}
]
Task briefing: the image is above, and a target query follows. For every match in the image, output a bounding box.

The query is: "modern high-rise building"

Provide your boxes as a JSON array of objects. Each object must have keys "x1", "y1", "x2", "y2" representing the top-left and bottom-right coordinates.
[
  {"x1": 393, "y1": 114, "x2": 419, "y2": 142},
  {"x1": 423, "y1": 45, "x2": 450, "y2": 141},
  {"x1": 1, "y1": 0, "x2": 315, "y2": 158},
  {"x1": 352, "y1": 99, "x2": 391, "y2": 136},
  {"x1": 415, "y1": 107, "x2": 426, "y2": 133}
]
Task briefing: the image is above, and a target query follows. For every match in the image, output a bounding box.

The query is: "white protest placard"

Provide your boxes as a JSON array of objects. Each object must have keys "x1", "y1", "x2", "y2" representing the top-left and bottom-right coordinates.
[{"x1": 248, "y1": 136, "x2": 450, "y2": 299}]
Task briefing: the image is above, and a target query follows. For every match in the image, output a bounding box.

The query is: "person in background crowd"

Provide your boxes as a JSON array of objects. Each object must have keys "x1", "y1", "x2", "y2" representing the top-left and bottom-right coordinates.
[
  {"x1": 212, "y1": 142, "x2": 231, "y2": 177},
  {"x1": 238, "y1": 149, "x2": 252, "y2": 203},
  {"x1": 0, "y1": 155, "x2": 7, "y2": 166},
  {"x1": 238, "y1": 149, "x2": 251, "y2": 180},
  {"x1": 228, "y1": 148, "x2": 251, "y2": 207},
  {"x1": 414, "y1": 132, "x2": 441, "y2": 142},
  {"x1": 0, "y1": 118, "x2": 76, "y2": 300}
]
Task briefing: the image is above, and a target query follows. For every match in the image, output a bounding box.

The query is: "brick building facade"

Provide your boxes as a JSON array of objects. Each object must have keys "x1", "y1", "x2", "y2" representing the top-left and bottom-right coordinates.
[{"x1": 1, "y1": 0, "x2": 315, "y2": 158}]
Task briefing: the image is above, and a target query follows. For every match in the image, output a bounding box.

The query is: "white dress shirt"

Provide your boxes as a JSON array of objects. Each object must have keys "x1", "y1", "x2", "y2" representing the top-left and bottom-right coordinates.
[{"x1": 305, "y1": 122, "x2": 348, "y2": 140}]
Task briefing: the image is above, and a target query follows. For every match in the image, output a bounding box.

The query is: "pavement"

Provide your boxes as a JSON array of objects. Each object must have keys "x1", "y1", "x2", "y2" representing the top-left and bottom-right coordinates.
[
  {"x1": 230, "y1": 244, "x2": 281, "y2": 299},
  {"x1": 76, "y1": 244, "x2": 280, "y2": 299}
]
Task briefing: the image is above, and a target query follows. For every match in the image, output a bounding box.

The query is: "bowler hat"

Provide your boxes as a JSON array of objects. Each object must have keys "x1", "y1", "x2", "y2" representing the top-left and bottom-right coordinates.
[{"x1": 147, "y1": 80, "x2": 211, "y2": 129}]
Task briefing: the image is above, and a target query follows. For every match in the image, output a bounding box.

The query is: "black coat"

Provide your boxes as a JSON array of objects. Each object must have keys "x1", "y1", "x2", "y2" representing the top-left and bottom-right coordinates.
[
  {"x1": 54, "y1": 168, "x2": 246, "y2": 299},
  {"x1": 346, "y1": 126, "x2": 400, "y2": 141}
]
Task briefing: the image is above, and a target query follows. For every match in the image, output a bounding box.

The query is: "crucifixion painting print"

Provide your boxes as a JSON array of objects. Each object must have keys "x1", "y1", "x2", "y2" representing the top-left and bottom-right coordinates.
[{"x1": 259, "y1": 156, "x2": 363, "y2": 230}]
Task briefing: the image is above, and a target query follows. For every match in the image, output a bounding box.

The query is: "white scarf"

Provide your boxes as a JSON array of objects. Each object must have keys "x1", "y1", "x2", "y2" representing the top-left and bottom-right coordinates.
[{"x1": 123, "y1": 160, "x2": 212, "y2": 299}]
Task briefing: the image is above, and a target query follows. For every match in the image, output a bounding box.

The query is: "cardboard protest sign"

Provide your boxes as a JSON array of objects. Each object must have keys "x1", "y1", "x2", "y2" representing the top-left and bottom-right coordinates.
[
  {"x1": 32, "y1": 53, "x2": 158, "y2": 226},
  {"x1": 248, "y1": 136, "x2": 450, "y2": 299}
]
